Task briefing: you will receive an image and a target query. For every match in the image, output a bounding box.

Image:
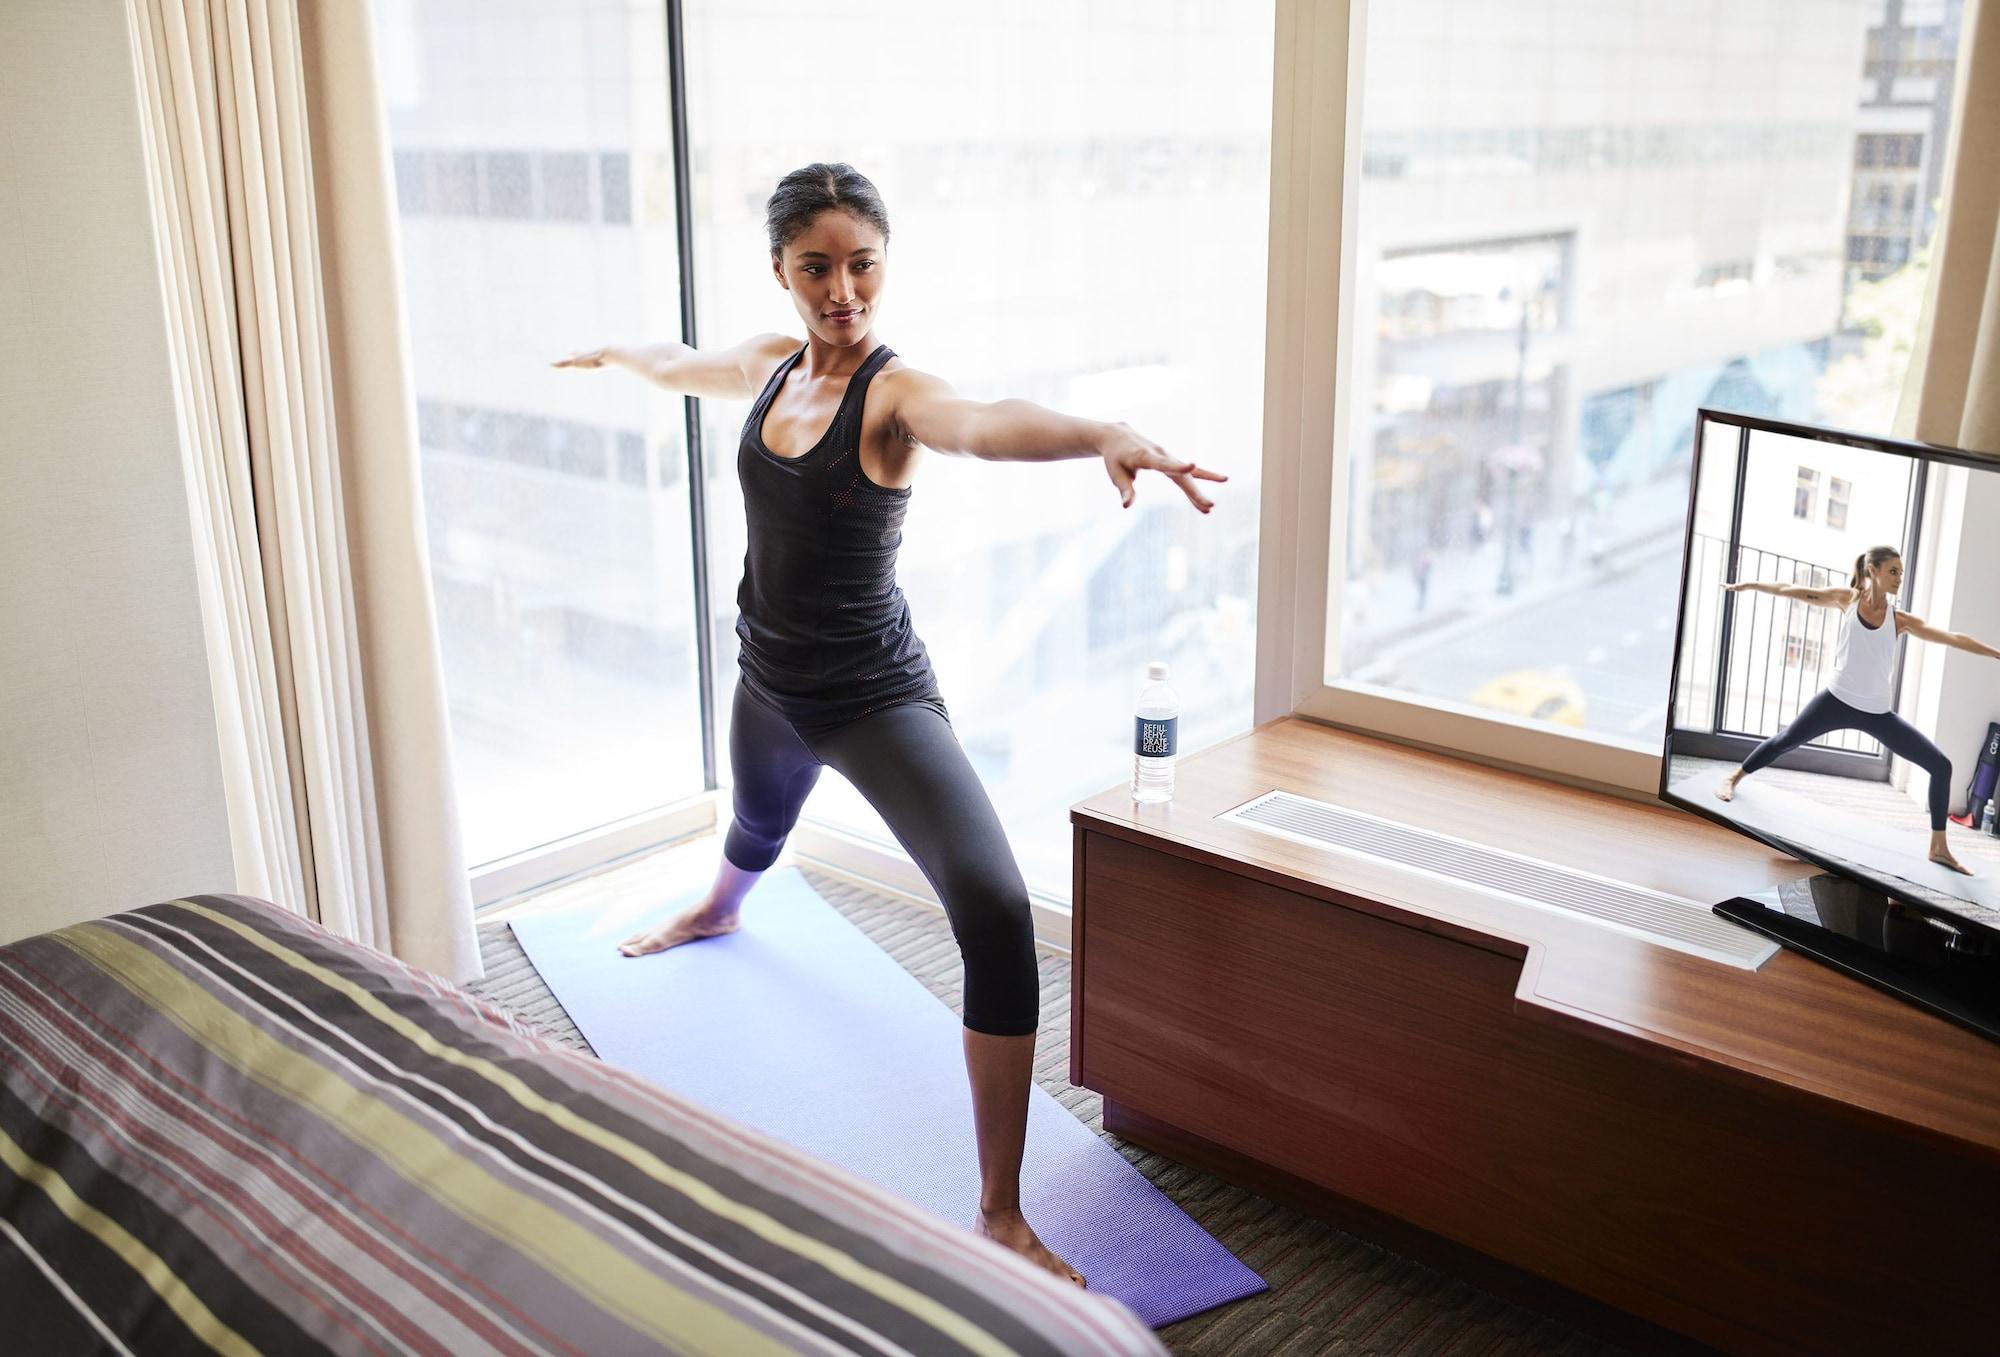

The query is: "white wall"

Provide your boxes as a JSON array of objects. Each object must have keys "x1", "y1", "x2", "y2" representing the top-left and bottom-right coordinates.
[
  {"x1": 1911, "y1": 462, "x2": 2000, "y2": 815},
  {"x1": 1740, "y1": 430, "x2": 1918, "y2": 574},
  {"x1": 0, "y1": 0, "x2": 232, "y2": 943}
]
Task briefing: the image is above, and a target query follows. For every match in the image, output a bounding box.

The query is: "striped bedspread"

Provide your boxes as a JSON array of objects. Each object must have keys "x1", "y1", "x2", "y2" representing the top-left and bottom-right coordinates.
[{"x1": 0, "y1": 894, "x2": 1165, "y2": 1356}]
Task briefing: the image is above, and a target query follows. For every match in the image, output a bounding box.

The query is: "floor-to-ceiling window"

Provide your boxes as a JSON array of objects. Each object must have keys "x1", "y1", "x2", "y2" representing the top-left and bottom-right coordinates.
[
  {"x1": 375, "y1": 0, "x2": 704, "y2": 869},
  {"x1": 684, "y1": 1, "x2": 1274, "y2": 896},
  {"x1": 373, "y1": 0, "x2": 1274, "y2": 901}
]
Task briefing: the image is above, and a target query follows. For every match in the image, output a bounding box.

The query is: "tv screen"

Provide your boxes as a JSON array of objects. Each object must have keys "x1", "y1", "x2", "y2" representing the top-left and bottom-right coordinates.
[{"x1": 1661, "y1": 410, "x2": 2000, "y2": 1006}]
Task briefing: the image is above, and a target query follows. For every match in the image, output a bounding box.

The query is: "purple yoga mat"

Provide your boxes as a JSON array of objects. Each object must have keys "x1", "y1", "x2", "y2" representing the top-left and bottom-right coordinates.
[{"x1": 509, "y1": 867, "x2": 1265, "y2": 1328}]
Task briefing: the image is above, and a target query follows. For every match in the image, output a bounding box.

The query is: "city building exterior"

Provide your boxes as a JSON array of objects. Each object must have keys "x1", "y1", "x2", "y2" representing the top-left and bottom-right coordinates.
[{"x1": 1848, "y1": 0, "x2": 1965, "y2": 284}]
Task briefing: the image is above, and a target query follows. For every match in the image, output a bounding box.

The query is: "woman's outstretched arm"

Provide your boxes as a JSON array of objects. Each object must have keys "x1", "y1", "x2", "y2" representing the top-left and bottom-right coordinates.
[
  {"x1": 880, "y1": 367, "x2": 1227, "y2": 513},
  {"x1": 1724, "y1": 580, "x2": 1852, "y2": 608},
  {"x1": 552, "y1": 333, "x2": 797, "y2": 400},
  {"x1": 1898, "y1": 614, "x2": 2000, "y2": 659}
]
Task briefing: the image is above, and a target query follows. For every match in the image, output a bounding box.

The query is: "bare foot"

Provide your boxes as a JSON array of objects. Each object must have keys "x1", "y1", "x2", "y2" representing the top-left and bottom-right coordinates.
[
  {"x1": 1715, "y1": 775, "x2": 1739, "y2": 802},
  {"x1": 618, "y1": 902, "x2": 741, "y2": 956},
  {"x1": 975, "y1": 1207, "x2": 1085, "y2": 1288},
  {"x1": 1930, "y1": 850, "x2": 1975, "y2": 877}
]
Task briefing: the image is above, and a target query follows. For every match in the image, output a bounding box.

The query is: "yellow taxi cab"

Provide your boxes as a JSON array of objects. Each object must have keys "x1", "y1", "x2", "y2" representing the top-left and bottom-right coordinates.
[{"x1": 1470, "y1": 668, "x2": 1587, "y2": 727}]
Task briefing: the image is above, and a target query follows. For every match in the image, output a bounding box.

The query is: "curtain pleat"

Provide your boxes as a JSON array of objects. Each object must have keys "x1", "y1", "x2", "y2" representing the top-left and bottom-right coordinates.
[
  {"x1": 297, "y1": 0, "x2": 482, "y2": 973},
  {"x1": 1899, "y1": 0, "x2": 2000, "y2": 454},
  {"x1": 130, "y1": 0, "x2": 478, "y2": 980}
]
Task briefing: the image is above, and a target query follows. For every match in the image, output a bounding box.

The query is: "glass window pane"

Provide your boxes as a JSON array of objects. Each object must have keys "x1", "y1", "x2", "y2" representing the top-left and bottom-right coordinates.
[
  {"x1": 686, "y1": 1, "x2": 1273, "y2": 899},
  {"x1": 376, "y1": 0, "x2": 700, "y2": 868},
  {"x1": 1693, "y1": 428, "x2": 1915, "y2": 752},
  {"x1": 1334, "y1": 0, "x2": 1967, "y2": 747}
]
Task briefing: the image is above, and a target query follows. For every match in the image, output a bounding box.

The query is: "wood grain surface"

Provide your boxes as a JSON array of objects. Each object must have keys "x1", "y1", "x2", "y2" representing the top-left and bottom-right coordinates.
[
  {"x1": 1069, "y1": 716, "x2": 1999, "y2": 1355},
  {"x1": 1071, "y1": 717, "x2": 2000, "y2": 1152}
]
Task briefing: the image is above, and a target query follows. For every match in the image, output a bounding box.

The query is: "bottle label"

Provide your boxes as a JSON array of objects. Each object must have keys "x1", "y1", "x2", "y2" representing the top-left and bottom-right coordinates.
[{"x1": 1135, "y1": 716, "x2": 1177, "y2": 758}]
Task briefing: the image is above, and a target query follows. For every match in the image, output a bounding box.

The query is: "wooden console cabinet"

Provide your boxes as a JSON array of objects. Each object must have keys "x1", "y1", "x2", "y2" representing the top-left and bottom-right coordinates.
[{"x1": 1070, "y1": 718, "x2": 2000, "y2": 1356}]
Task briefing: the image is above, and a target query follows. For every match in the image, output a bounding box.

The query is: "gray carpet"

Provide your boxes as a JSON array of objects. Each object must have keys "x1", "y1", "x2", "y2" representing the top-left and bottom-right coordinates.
[{"x1": 471, "y1": 868, "x2": 1632, "y2": 1356}]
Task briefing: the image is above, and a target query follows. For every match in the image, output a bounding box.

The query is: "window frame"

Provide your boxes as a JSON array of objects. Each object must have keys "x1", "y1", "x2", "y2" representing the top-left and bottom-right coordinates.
[{"x1": 1253, "y1": 0, "x2": 1663, "y2": 798}]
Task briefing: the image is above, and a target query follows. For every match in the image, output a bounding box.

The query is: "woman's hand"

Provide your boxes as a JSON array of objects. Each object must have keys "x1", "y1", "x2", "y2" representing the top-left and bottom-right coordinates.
[
  {"x1": 551, "y1": 347, "x2": 611, "y2": 369},
  {"x1": 1723, "y1": 581, "x2": 1753, "y2": 592},
  {"x1": 1097, "y1": 422, "x2": 1228, "y2": 513}
]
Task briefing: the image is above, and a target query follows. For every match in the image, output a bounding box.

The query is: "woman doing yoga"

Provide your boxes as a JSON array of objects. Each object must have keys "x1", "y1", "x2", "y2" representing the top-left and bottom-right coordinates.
[
  {"x1": 553, "y1": 163, "x2": 1226, "y2": 1288},
  {"x1": 1715, "y1": 544, "x2": 2000, "y2": 876}
]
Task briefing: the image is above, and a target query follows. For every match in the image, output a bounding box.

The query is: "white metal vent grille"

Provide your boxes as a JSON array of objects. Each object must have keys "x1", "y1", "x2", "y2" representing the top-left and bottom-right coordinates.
[{"x1": 1218, "y1": 791, "x2": 1777, "y2": 969}]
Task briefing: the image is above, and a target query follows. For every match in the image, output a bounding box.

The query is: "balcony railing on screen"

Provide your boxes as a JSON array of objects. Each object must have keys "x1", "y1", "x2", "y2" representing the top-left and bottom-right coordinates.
[{"x1": 1674, "y1": 532, "x2": 1882, "y2": 758}]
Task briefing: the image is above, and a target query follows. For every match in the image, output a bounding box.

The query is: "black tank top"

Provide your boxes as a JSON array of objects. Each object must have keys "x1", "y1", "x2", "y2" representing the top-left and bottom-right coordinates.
[{"x1": 733, "y1": 343, "x2": 942, "y2": 734}]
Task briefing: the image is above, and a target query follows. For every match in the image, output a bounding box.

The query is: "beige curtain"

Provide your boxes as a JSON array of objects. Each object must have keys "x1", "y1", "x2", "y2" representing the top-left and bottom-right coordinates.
[
  {"x1": 129, "y1": 0, "x2": 479, "y2": 981},
  {"x1": 1899, "y1": 0, "x2": 2000, "y2": 454}
]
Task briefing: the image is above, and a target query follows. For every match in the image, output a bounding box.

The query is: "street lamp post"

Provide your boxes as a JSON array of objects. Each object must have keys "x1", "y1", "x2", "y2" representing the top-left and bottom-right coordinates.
[{"x1": 1497, "y1": 287, "x2": 1531, "y2": 596}]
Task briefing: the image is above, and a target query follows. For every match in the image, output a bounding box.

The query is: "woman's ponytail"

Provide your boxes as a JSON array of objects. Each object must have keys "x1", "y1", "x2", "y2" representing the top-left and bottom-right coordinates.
[{"x1": 1851, "y1": 544, "x2": 1899, "y2": 595}]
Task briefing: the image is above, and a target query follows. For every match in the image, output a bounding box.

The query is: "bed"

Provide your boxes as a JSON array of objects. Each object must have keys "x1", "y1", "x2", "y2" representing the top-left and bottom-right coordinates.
[{"x1": 0, "y1": 893, "x2": 1166, "y2": 1355}]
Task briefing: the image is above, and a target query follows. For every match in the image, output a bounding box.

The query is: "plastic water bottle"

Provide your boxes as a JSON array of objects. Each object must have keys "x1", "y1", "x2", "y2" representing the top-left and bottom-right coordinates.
[{"x1": 1132, "y1": 661, "x2": 1179, "y2": 803}]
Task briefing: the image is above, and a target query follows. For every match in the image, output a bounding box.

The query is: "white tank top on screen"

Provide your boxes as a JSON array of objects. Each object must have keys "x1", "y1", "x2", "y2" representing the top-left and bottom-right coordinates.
[{"x1": 1825, "y1": 592, "x2": 1899, "y2": 714}]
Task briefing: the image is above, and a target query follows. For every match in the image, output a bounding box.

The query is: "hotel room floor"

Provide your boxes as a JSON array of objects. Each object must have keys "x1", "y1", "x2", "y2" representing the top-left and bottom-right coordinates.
[{"x1": 471, "y1": 862, "x2": 1631, "y2": 1357}]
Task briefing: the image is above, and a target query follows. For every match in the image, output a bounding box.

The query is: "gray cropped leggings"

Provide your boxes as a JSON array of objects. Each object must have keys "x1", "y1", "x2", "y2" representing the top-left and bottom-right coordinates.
[
  {"x1": 721, "y1": 678, "x2": 1040, "y2": 1036},
  {"x1": 1740, "y1": 689, "x2": 1952, "y2": 831}
]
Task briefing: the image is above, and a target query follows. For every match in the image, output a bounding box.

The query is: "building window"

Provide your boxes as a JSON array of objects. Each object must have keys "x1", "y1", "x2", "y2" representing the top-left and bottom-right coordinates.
[
  {"x1": 616, "y1": 433, "x2": 648, "y2": 488},
  {"x1": 452, "y1": 406, "x2": 495, "y2": 457},
  {"x1": 1695, "y1": 259, "x2": 1754, "y2": 290},
  {"x1": 1827, "y1": 477, "x2": 1851, "y2": 531},
  {"x1": 600, "y1": 152, "x2": 631, "y2": 225},
  {"x1": 500, "y1": 413, "x2": 551, "y2": 470},
  {"x1": 433, "y1": 151, "x2": 477, "y2": 215},
  {"x1": 541, "y1": 152, "x2": 591, "y2": 222},
  {"x1": 480, "y1": 151, "x2": 533, "y2": 218},
  {"x1": 1795, "y1": 467, "x2": 1821, "y2": 520},
  {"x1": 554, "y1": 422, "x2": 606, "y2": 479}
]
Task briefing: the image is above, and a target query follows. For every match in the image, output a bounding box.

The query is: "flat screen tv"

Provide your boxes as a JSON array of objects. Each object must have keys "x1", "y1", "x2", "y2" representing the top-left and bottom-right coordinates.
[{"x1": 1661, "y1": 409, "x2": 2000, "y2": 1042}]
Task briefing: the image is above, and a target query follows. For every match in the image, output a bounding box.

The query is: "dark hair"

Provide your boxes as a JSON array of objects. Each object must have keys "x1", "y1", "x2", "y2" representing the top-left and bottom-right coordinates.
[
  {"x1": 765, "y1": 163, "x2": 891, "y2": 256},
  {"x1": 1851, "y1": 544, "x2": 1900, "y2": 592}
]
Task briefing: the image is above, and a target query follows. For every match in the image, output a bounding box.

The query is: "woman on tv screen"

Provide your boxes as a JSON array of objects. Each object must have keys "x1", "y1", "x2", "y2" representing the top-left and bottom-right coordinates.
[{"x1": 1713, "y1": 544, "x2": 2000, "y2": 875}]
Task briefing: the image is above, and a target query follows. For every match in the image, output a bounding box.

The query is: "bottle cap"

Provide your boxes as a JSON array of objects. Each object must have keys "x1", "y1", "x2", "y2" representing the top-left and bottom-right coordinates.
[{"x1": 1147, "y1": 661, "x2": 1168, "y2": 681}]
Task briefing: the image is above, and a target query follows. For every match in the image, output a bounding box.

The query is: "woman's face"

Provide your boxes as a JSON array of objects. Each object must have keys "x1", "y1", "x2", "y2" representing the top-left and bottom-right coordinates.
[
  {"x1": 1871, "y1": 556, "x2": 1905, "y2": 596},
  {"x1": 772, "y1": 209, "x2": 885, "y2": 347}
]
